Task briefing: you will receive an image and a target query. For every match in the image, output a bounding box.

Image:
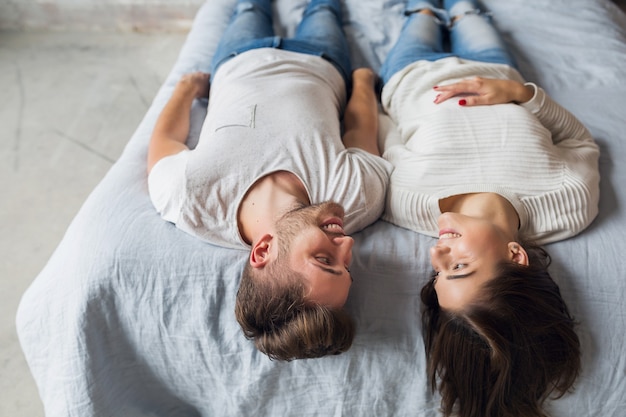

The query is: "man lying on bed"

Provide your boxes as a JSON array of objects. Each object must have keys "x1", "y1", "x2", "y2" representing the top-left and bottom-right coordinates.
[{"x1": 146, "y1": 0, "x2": 392, "y2": 361}]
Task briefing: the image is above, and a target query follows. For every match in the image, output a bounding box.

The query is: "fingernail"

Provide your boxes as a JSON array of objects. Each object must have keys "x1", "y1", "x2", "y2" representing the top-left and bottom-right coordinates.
[
  {"x1": 433, "y1": 86, "x2": 439, "y2": 90},
  {"x1": 458, "y1": 99, "x2": 467, "y2": 106},
  {"x1": 434, "y1": 94, "x2": 440, "y2": 103}
]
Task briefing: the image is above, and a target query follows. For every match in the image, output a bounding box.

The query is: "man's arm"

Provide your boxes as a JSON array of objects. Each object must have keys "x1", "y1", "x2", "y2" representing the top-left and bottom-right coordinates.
[
  {"x1": 341, "y1": 68, "x2": 381, "y2": 157},
  {"x1": 147, "y1": 72, "x2": 210, "y2": 173}
]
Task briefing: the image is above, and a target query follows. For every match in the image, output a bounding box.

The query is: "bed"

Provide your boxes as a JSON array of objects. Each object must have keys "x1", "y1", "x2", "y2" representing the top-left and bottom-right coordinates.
[{"x1": 16, "y1": 0, "x2": 626, "y2": 416}]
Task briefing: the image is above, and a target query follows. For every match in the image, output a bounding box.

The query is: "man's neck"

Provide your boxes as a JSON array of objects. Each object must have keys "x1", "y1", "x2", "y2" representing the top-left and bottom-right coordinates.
[{"x1": 238, "y1": 171, "x2": 309, "y2": 244}]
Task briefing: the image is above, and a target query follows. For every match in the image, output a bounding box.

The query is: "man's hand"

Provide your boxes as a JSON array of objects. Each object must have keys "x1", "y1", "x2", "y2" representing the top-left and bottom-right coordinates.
[
  {"x1": 432, "y1": 76, "x2": 534, "y2": 106},
  {"x1": 147, "y1": 72, "x2": 211, "y2": 173},
  {"x1": 177, "y1": 71, "x2": 211, "y2": 100},
  {"x1": 342, "y1": 68, "x2": 381, "y2": 156}
]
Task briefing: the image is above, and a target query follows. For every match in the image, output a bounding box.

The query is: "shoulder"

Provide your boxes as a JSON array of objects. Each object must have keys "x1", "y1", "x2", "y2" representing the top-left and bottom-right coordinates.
[{"x1": 147, "y1": 150, "x2": 190, "y2": 222}]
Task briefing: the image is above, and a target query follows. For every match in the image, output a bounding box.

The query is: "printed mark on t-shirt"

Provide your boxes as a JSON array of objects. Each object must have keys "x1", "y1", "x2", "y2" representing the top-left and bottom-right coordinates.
[{"x1": 215, "y1": 104, "x2": 257, "y2": 131}]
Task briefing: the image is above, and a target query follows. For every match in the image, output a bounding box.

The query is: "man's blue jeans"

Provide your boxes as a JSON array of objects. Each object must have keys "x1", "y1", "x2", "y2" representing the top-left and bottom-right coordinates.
[
  {"x1": 211, "y1": 0, "x2": 351, "y2": 86},
  {"x1": 380, "y1": 0, "x2": 515, "y2": 84}
]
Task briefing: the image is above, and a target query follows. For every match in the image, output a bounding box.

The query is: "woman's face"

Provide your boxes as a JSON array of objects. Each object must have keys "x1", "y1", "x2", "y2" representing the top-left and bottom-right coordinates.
[{"x1": 430, "y1": 212, "x2": 515, "y2": 310}]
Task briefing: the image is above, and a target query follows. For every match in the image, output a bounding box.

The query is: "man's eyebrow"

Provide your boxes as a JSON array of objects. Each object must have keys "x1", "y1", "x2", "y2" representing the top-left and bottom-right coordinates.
[
  {"x1": 314, "y1": 264, "x2": 342, "y2": 276},
  {"x1": 446, "y1": 271, "x2": 475, "y2": 280}
]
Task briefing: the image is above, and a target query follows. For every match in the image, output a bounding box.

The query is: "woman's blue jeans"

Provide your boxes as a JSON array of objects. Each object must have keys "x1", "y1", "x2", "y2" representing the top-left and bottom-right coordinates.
[
  {"x1": 379, "y1": 0, "x2": 515, "y2": 84},
  {"x1": 210, "y1": 0, "x2": 351, "y2": 86}
]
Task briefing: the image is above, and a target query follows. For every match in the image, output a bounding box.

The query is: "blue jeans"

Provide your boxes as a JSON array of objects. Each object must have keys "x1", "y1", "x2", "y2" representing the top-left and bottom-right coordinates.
[
  {"x1": 380, "y1": 0, "x2": 514, "y2": 84},
  {"x1": 210, "y1": 0, "x2": 351, "y2": 86}
]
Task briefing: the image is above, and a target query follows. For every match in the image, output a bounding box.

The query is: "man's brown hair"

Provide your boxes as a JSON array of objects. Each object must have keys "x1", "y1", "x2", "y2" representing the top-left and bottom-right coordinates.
[{"x1": 235, "y1": 257, "x2": 355, "y2": 361}]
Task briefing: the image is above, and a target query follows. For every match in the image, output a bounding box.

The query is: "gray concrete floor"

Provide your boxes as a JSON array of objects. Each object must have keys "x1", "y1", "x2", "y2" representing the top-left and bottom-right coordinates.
[{"x1": 0, "y1": 30, "x2": 187, "y2": 417}]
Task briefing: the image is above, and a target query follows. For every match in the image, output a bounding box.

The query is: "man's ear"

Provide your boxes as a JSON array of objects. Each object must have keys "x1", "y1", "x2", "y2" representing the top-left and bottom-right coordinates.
[
  {"x1": 250, "y1": 234, "x2": 274, "y2": 269},
  {"x1": 508, "y1": 242, "x2": 529, "y2": 266}
]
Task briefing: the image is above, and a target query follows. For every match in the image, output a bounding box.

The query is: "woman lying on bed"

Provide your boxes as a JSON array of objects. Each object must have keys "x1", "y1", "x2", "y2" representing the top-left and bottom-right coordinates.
[{"x1": 377, "y1": 0, "x2": 600, "y2": 416}]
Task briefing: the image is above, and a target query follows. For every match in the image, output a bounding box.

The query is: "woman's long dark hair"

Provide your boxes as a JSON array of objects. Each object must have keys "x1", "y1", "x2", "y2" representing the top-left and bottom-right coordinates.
[{"x1": 421, "y1": 244, "x2": 581, "y2": 417}]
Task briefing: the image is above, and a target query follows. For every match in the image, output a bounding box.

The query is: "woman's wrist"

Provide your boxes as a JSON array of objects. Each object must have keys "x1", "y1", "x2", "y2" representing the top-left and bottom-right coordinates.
[{"x1": 514, "y1": 82, "x2": 535, "y2": 104}]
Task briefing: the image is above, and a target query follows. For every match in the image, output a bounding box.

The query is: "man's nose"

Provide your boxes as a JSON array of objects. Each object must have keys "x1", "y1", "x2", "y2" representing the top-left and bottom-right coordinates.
[{"x1": 333, "y1": 235, "x2": 354, "y2": 263}]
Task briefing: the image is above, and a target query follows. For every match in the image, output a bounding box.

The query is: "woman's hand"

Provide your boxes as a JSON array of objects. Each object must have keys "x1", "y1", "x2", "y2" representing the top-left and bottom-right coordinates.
[
  {"x1": 432, "y1": 76, "x2": 534, "y2": 106},
  {"x1": 176, "y1": 71, "x2": 211, "y2": 100}
]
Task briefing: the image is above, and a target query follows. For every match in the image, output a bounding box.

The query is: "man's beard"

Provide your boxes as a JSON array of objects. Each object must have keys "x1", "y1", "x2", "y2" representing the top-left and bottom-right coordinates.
[{"x1": 273, "y1": 201, "x2": 345, "y2": 257}]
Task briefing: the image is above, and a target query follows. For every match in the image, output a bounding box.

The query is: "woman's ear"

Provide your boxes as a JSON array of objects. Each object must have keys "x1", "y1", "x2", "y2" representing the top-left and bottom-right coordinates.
[
  {"x1": 249, "y1": 234, "x2": 273, "y2": 269},
  {"x1": 508, "y1": 242, "x2": 529, "y2": 266}
]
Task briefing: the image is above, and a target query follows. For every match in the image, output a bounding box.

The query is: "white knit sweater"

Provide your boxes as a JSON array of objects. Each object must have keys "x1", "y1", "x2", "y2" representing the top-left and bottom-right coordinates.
[{"x1": 380, "y1": 57, "x2": 600, "y2": 244}]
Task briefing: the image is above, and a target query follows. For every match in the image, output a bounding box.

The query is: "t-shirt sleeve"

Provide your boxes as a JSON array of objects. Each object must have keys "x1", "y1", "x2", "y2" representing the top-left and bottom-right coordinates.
[
  {"x1": 147, "y1": 150, "x2": 190, "y2": 224},
  {"x1": 340, "y1": 148, "x2": 393, "y2": 234}
]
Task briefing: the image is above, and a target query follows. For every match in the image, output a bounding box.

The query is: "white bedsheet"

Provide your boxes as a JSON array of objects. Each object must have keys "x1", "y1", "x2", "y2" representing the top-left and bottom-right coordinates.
[{"x1": 17, "y1": 1, "x2": 626, "y2": 416}]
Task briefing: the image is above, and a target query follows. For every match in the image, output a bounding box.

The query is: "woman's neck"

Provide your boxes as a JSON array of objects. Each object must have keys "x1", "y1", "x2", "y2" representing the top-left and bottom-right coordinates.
[{"x1": 440, "y1": 192, "x2": 520, "y2": 239}]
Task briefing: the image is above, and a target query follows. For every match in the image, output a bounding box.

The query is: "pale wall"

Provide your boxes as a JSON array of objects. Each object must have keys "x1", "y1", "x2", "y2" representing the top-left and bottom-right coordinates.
[{"x1": 0, "y1": 0, "x2": 206, "y2": 31}]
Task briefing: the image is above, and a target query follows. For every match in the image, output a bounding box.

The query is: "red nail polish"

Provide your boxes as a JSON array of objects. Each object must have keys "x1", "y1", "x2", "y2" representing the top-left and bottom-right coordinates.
[
  {"x1": 459, "y1": 99, "x2": 467, "y2": 106},
  {"x1": 433, "y1": 86, "x2": 439, "y2": 90}
]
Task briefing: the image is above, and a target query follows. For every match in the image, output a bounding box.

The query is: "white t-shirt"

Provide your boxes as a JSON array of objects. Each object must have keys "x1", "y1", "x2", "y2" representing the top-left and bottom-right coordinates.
[
  {"x1": 149, "y1": 48, "x2": 392, "y2": 249},
  {"x1": 380, "y1": 57, "x2": 600, "y2": 244}
]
